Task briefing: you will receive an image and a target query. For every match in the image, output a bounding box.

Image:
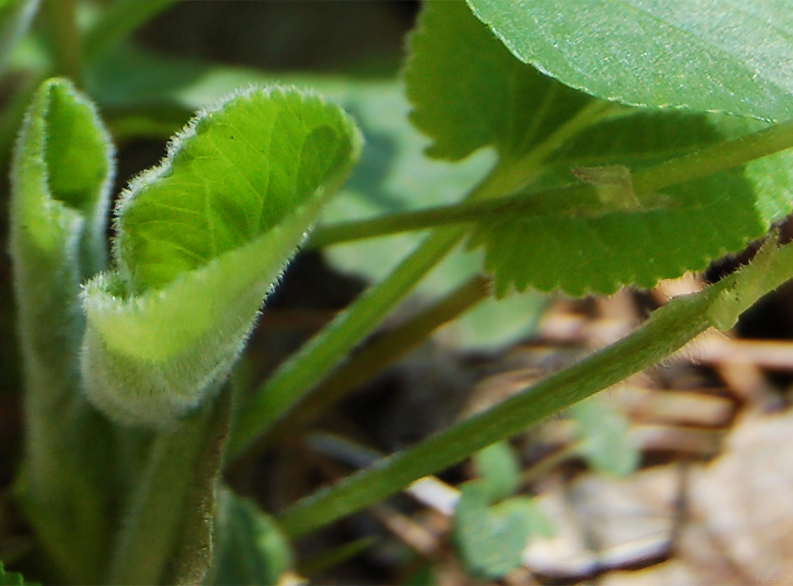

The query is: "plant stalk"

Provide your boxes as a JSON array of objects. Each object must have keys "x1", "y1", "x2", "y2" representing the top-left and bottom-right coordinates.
[
  {"x1": 108, "y1": 386, "x2": 231, "y2": 586},
  {"x1": 45, "y1": 0, "x2": 81, "y2": 82},
  {"x1": 275, "y1": 239, "x2": 793, "y2": 537},
  {"x1": 308, "y1": 118, "x2": 793, "y2": 248},
  {"x1": 276, "y1": 277, "x2": 722, "y2": 536}
]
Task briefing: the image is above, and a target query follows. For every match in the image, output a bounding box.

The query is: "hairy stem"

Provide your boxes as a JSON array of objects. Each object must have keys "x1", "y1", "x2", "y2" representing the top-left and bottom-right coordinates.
[
  {"x1": 276, "y1": 278, "x2": 723, "y2": 536},
  {"x1": 108, "y1": 386, "x2": 231, "y2": 585},
  {"x1": 309, "y1": 117, "x2": 793, "y2": 248},
  {"x1": 275, "y1": 240, "x2": 793, "y2": 537}
]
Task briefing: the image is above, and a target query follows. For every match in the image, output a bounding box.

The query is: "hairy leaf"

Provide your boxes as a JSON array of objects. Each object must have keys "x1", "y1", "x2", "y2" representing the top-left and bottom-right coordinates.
[
  {"x1": 86, "y1": 39, "x2": 549, "y2": 348},
  {"x1": 81, "y1": 87, "x2": 362, "y2": 426},
  {"x1": 10, "y1": 77, "x2": 116, "y2": 584},
  {"x1": 469, "y1": 112, "x2": 793, "y2": 296},
  {"x1": 403, "y1": 0, "x2": 595, "y2": 162},
  {"x1": 12, "y1": 77, "x2": 113, "y2": 281},
  {"x1": 466, "y1": 0, "x2": 793, "y2": 122}
]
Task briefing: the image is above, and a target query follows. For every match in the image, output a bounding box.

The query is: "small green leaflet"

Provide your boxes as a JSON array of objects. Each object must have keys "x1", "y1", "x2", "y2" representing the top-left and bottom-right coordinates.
[
  {"x1": 472, "y1": 441, "x2": 521, "y2": 502},
  {"x1": 454, "y1": 480, "x2": 552, "y2": 580},
  {"x1": 570, "y1": 395, "x2": 639, "y2": 477}
]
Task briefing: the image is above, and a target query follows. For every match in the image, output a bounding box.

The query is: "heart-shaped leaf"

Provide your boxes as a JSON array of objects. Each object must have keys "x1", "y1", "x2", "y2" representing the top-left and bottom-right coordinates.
[{"x1": 473, "y1": 441, "x2": 520, "y2": 502}]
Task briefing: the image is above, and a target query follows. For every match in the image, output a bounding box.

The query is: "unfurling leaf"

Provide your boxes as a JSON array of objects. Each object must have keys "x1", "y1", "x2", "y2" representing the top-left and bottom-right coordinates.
[
  {"x1": 10, "y1": 77, "x2": 117, "y2": 585},
  {"x1": 81, "y1": 87, "x2": 362, "y2": 426}
]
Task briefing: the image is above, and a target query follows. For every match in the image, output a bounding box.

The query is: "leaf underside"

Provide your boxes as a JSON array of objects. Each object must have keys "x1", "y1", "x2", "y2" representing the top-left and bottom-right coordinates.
[
  {"x1": 467, "y1": 0, "x2": 793, "y2": 122},
  {"x1": 403, "y1": 0, "x2": 594, "y2": 162},
  {"x1": 406, "y1": 1, "x2": 793, "y2": 296},
  {"x1": 470, "y1": 111, "x2": 793, "y2": 297}
]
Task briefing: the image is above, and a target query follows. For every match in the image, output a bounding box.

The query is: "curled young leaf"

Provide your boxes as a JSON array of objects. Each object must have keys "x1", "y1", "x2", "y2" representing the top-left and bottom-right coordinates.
[
  {"x1": 81, "y1": 87, "x2": 362, "y2": 426},
  {"x1": 10, "y1": 76, "x2": 116, "y2": 584}
]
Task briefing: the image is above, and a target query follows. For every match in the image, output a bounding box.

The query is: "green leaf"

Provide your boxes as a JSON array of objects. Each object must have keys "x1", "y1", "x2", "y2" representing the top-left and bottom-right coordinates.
[
  {"x1": 469, "y1": 111, "x2": 793, "y2": 296},
  {"x1": 466, "y1": 0, "x2": 793, "y2": 122},
  {"x1": 11, "y1": 76, "x2": 113, "y2": 281},
  {"x1": 570, "y1": 395, "x2": 639, "y2": 477},
  {"x1": 208, "y1": 490, "x2": 293, "y2": 586},
  {"x1": 0, "y1": 0, "x2": 38, "y2": 77},
  {"x1": 454, "y1": 481, "x2": 550, "y2": 580},
  {"x1": 85, "y1": 40, "x2": 543, "y2": 347},
  {"x1": 10, "y1": 77, "x2": 116, "y2": 585},
  {"x1": 472, "y1": 441, "x2": 520, "y2": 502},
  {"x1": 81, "y1": 86, "x2": 362, "y2": 426},
  {"x1": 403, "y1": 0, "x2": 594, "y2": 161}
]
